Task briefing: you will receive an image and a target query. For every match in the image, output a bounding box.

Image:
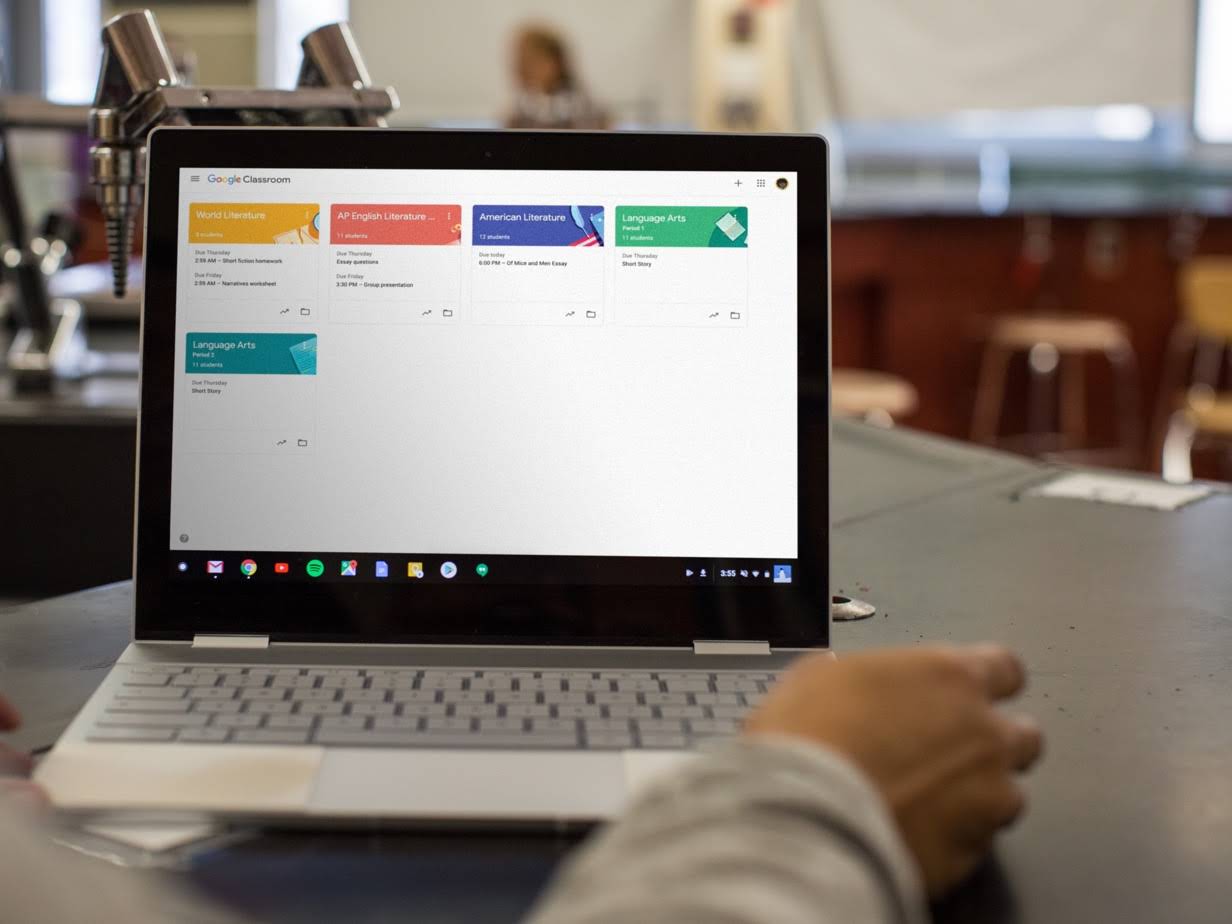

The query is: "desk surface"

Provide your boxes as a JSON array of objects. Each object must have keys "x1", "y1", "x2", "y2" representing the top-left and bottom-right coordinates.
[{"x1": 3, "y1": 420, "x2": 1229, "y2": 924}]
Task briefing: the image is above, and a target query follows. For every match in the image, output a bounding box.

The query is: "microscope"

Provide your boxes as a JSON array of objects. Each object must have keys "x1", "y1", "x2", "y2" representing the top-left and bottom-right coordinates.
[{"x1": 4, "y1": 8, "x2": 398, "y2": 394}]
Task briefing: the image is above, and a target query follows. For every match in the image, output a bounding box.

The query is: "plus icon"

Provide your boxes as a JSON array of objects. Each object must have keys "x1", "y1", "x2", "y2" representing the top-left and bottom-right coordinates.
[{"x1": 733, "y1": 179, "x2": 743, "y2": 187}]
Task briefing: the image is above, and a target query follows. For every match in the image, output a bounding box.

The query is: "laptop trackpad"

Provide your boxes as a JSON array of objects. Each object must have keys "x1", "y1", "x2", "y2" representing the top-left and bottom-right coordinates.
[{"x1": 311, "y1": 749, "x2": 629, "y2": 822}]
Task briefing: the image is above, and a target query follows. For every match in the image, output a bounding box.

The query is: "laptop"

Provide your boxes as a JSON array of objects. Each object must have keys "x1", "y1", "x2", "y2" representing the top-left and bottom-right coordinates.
[{"x1": 35, "y1": 127, "x2": 831, "y2": 825}]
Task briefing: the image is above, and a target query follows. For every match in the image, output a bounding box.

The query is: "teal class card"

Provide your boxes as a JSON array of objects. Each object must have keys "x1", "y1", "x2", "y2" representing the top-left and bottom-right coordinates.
[{"x1": 186, "y1": 333, "x2": 317, "y2": 375}]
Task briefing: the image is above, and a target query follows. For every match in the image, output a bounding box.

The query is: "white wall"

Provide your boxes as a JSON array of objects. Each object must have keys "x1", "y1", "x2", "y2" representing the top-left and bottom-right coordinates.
[
  {"x1": 348, "y1": 0, "x2": 695, "y2": 127},
  {"x1": 800, "y1": 0, "x2": 1194, "y2": 122}
]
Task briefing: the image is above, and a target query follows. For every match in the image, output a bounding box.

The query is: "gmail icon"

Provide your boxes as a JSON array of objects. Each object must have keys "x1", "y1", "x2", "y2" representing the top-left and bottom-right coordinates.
[{"x1": 207, "y1": 560, "x2": 224, "y2": 574}]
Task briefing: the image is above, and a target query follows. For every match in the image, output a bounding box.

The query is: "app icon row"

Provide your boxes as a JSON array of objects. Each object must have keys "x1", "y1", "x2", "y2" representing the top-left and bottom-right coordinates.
[{"x1": 183, "y1": 559, "x2": 489, "y2": 579}]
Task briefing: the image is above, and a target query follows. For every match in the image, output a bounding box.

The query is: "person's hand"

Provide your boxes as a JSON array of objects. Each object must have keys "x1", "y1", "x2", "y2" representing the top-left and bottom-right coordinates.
[
  {"x1": 744, "y1": 644, "x2": 1042, "y2": 897},
  {"x1": 0, "y1": 694, "x2": 48, "y2": 811}
]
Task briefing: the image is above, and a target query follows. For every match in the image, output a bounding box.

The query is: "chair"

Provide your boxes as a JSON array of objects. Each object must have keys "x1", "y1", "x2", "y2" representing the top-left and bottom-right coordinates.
[
  {"x1": 1156, "y1": 258, "x2": 1232, "y2": 482},
  {"x1": 970, "y1": 313, "x2": 1140, "y2": 464},
  {"x1": 831, "y1": 369, "x2": 918, "y2": 427}
]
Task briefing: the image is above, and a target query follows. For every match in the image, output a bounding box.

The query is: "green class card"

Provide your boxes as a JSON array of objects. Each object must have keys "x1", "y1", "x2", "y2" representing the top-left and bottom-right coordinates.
[
  {"x1": 615, "y1": 206, "x2": 748, "y2": 248},
  {"x1": 186, "y1": 333, "x2": 317, "y2": 375}
]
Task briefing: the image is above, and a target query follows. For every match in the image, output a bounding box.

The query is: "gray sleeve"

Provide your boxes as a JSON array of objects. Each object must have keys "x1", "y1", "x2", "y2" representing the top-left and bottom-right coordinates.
[
  {"x1": 527, "y1": 737, "x2": 927, "y2": 924},
  {"x1": 0, "y1": 800, "x2": 244, "y2": 924}
]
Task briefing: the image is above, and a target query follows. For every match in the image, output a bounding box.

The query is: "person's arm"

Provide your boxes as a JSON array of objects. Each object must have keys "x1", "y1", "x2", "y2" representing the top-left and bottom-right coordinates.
[
  {"x1": 530, "y1": 644, "x2": 1042, "y2": 924},
  {"x1": 1, "y1": 695, "x2": 243, "y2": 923},
  {"x1": 529, "y1": 737, "x2": 925, "y2": 924}
]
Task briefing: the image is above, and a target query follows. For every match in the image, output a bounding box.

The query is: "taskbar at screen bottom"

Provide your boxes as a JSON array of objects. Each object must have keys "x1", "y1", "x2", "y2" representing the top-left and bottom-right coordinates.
[{"x1": 169, "y1": 553, "x2": 799, "y2": 587}]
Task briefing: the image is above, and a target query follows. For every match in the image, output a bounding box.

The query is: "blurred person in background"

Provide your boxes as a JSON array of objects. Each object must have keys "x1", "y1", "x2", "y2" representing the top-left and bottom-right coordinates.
[{"x1": 508, "y1": 24, "x2": 608, "y2": 130}]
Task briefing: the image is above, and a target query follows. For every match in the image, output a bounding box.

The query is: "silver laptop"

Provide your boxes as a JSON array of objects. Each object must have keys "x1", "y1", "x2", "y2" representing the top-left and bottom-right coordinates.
[{"x1": 36, "y1": 127, "x2": 831, "y2": 825}]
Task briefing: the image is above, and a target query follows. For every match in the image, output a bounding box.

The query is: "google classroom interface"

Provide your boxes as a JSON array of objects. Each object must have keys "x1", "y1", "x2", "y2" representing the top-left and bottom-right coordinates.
[{"x1": 171, "y1": 168, "x2": 799, "y2": 577}]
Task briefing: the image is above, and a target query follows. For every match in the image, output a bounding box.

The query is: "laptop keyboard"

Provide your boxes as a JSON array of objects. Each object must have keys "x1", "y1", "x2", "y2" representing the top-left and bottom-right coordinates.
[{"x1": 86, "y1": 665, "x2": 779, "y2": 750}]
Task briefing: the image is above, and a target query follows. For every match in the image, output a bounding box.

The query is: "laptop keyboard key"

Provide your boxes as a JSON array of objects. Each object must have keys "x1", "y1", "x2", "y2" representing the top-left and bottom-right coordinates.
[
  {"x1": 425, "y1": 717, "x2": 472, "y2": 732},
  {"x1": 477, "y1": 718, "x2": 528, "y2": 734},
  {"x1": 637, "y1": 719, "x2": 689, "y2": 736},
  {"x1": 605, "y1": 705, "x2": 656, "y2": 721},
  {"x1": 396, "y1": 703, "x2": 448, "y2": 718},
  {"x1": 319, "y1": 716, "x2": 369, "y2": 730},
  {"x1": 616, "y1": 679, "x2": 663, "y2": 693},
  {"x1": 373, "y1": 717, "x2": 421, "y2": 731},
  {"x1": 240, "y1": 688, "x2": 287, "y2": 702},
  {"x1": 119, "y1": 673, "x2": 174, "y2": 686},
  {"x1": 592, "y1": 692, "x2": 639, "y2": 706},
  {"x1": 171, "y1": 675, "x2": 219, "y2": 687},
  {"x1": 96, "y1": 712, "x2": 210, "y2": 728},
  {"x1": 530, "y1": 719, "x2": 579, "y2": 736},
  {"x1": 265, "y1": 715, "x2": 315, "y2": 730},
  {"x1": 659, "y1": 705, "x2": 706, "y2": 720},
  {"x1": 692, "y1": 693, "x2": 742, "y2": 707},
  {"x1": 348, "y1": 702, "x2": 395, "y2": 717},
  {"x1": 392, "y1": 690, "x2": 440, "y2": 704},
  {"x1": 192, "y1": 700, "x2": 243, "y2": 714},
  {"x1": 294, "y1": 689, "x2": 340, "y2": 703},
  {"x1": 347, "y1": 690, "x2": 389, "y2": 704},
  {"x1": 233, "y1": 730, "x2": 311, "y2": 745},
  {"x1": 188, "y1": 687, "x2": 238, "y2": 701},
  {"x1": 689, "y1": 719, "x2": 741, "y2": 736},
  {"x1": 88, "y1": 727, "x2": 177, "y2": 742},
  {"x1": 662, "y1": 680, "x2": 712, "y2": 694},
  {"x1": 715, "y1": 680, "x2": 762, "y2": 693},
  {"x1": 211, "y1": 714, "x2": 263, "y2": 729},
  {"x1": 246, "y1": 701, "x2": 294, "y2": 715},
  {"x1": 115, "y1": 685, "x2": 187, "y2": 699},
  {"x1": 503, "y1": 704, "x2": 551, "y2": 718},
  {"x1": 106, "y1": 698, "x2": 192, "y2": 713},
  {"x1": 639, "y1": 732, "x2": 689, "y2": 749},
  {"x1": 585, "y1": 732, "x2": 635, "y2": 749},
  {"x1": 451, "y1": 703, "x2": 500, "y2": 719},
  {"x1": 553, "y1": 704, "x2": 602, "y2": 720},
  {"x1": 177, "y1": 727, "x2": 231, "y2": 743},
  {"x1": 449, "y1": 691, "x2": 491, "y2": 705}
]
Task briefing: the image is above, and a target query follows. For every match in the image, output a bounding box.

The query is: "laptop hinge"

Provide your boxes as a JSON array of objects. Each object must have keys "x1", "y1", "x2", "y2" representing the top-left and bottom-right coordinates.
[
  {"x1": 692, "y1": 640, "x2": 772, "y2": 656},
  {"x1": 191, "y1": 634, "x2": 271, "y2": 650}
]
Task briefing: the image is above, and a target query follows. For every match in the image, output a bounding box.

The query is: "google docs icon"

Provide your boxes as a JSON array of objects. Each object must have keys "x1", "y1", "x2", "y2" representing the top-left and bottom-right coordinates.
[{"x1": 773, "y1": 564, "x2": 792, "y2": 584}]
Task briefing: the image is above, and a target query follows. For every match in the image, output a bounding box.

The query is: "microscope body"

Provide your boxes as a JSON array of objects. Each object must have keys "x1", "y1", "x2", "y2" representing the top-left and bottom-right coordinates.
[{"x1": 3, "y1": 8, "x2": 397, "y2": 395}]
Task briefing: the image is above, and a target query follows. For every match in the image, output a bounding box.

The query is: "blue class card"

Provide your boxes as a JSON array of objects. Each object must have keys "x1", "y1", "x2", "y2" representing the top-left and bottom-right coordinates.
[{"x1": 472, "y1": 205, "x2": 604, "y2": 247}]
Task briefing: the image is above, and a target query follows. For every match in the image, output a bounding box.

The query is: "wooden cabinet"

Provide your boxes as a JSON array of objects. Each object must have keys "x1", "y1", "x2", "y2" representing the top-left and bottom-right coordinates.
[{"x1": 830, "y1": 214, "x2": 1232, "y2": 468}]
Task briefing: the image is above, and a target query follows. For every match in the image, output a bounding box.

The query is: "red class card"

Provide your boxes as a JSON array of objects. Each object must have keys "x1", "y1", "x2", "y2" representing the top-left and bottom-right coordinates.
[{"x1": 330, "y1": 204, "x2": 462, "y2": 245}]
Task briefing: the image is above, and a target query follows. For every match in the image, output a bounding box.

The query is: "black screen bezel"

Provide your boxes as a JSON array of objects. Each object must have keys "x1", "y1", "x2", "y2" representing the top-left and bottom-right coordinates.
[{"x1": 136, "y1": 128, "x2": 830, "y2": 647}]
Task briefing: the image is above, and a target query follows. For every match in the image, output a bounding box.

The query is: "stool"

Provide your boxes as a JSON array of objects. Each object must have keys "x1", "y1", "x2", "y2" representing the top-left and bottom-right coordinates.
[
  {"x1": 1161, "y1": 394, "x2": 1232, "y2": 482},
  {"x1": 970, "y1": 313, "x2": 1141, "y2": 462},
  {"x1": 1156, "y1": 257, "x2": 1232, "y2": 482},
  {"x1": 831, "y1": 369, "x2": 918, "y2": 427}
]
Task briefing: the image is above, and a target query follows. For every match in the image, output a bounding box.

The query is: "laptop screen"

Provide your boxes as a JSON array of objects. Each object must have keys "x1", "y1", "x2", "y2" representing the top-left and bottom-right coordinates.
[{"x1": 168, "y1": 167, "x2": 799, "y2": 591}]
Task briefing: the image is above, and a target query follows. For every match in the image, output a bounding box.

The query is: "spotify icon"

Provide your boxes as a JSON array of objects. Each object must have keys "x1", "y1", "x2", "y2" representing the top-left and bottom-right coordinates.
[{"x1": 306, "y1": 559, "x2": 325, "y2": 578}]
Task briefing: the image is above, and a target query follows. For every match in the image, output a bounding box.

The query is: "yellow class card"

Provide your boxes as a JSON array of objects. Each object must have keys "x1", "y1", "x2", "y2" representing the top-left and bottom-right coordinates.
[{"x1": 188, "y1": 203, "x2": 321, "y2": 244}]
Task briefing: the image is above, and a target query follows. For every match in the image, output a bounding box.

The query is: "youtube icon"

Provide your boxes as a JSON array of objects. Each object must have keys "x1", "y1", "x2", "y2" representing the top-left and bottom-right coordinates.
[{"x1": 274, "y1": 562, "x2": 290, "y2": 574}]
